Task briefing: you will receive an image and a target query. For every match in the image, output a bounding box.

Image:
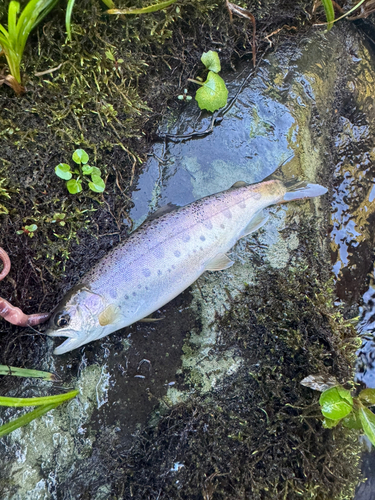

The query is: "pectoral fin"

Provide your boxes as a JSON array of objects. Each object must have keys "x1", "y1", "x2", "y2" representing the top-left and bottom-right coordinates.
[
  {"x1": 98, "y1": 304, "x2": 120, "y2": 326},
  {"x1": 205, "y1": 253, "x2": 234, "y2": 271},
  {"x1": 239, "y1": 210, "x2": 269, "y2": 239}
]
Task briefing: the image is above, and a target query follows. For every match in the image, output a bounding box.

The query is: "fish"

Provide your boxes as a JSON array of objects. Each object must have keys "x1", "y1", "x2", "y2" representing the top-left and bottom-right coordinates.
[{"x1": 46, "y1": 179, "x2": 327, "y2": 354}]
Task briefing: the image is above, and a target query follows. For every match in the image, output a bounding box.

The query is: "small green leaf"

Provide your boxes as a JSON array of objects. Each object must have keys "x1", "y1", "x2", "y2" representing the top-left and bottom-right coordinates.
[
  {"x1": 105, "y1": 50, "x2": 115, "y2": 61},
  {"x1": 322, "y1": 417, "x2": 341, "y2": 428},
  {"x1": 55, "y1": 163, "x2": 72, "y2": 180},
  {"x1": 89, "y1": 175, "x2": 105, "y2": 193},
  {"x1": 72, "y1": 149, "x2": 89, "y2": 165},
  {"x1": 16, "y1": 230, "x2": 24, "y2": 235},
  {"x1": 342, "y1": 408, "x2": 363, "y2": 430},
  {"x1": 82, "y1": 165, "x2": 93, "y2": 175},
  {"x1": 201, "y1": 50, "x2": 221, "y2": 73},
  {"x1": 195, "y1": 72, "x2": 228, "y2": 113},
  {"x1": 90, "y1": 166, "x2": 101, "y2": 177},
  {"x1": 25, "y1": 224, "x2": 37, "y2": 232},
  {"x1": 319, "y1": 386, "x2": 353, "y2": 420},
  {"x1": 66, "y1": 179, "x2": 83, "y2": 194},
  {"x1": 359, "y1": 406, "x2": 375, "y2": 446},
  {"x1": 359, "y1": 388, "x2": 375, "y2": 406}
]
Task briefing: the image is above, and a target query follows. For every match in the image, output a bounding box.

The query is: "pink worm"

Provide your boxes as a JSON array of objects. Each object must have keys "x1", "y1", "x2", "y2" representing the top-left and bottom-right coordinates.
[{"x1": 0, "y1": 247, "x2": 50, "y2": 327}]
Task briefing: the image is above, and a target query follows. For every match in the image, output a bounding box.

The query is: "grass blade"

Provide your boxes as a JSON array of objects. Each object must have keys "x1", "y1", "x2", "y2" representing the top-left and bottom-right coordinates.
[
  {"x1": 101, "y1": 0, "x2": 115, "y2": 8},
  {"x1": 0, "y1": 365, "x2": 56, "y2": 380},
  {"x1": 107, "y1": 0, "x2": 176, "y2": 15},
  {"x1": 321, "y1": 0, "x2": 335, "y2": 31},
  {"x1": 0, "y1": 403, "x2": 59, "y2": 437},
  {"x1": 66, "y1": 0, "x2": 76, "y2": 41},
  {"x1": 7, "y1": 1, "x2": 19, "y2": 45},
  {"x1": 0, "y1": 389, "x2": 79, "y2": 407}
]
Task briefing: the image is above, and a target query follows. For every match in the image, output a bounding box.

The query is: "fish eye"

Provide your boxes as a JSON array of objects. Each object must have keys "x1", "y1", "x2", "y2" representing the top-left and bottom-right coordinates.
[{"x1": 55, "y1": 313, "x2": 71, "y2": 328}]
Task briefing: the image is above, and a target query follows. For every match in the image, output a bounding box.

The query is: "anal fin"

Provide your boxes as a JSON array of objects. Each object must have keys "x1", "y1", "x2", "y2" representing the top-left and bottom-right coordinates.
[
  {"x1": 205, "y1": 253, "x2": 234, "y2": 271},
  {"x1": 239, "y1": 210, "x2": 269, "y2": 239}
]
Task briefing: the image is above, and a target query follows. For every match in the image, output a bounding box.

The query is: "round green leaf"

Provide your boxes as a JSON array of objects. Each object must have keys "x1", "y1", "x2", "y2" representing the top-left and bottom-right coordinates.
[
  {"x1": 201, "y1": 50, "x2": 221, "y2": 73},
  {"x1": 89, "y1": 175, "x2": 105, "y2": 193},
  {"x1": 55, "y1": 163, "x2": 72, "y2": 180},
  {"x1": 195, "y1": 72, "x2": 228, "y2": 113},
  {"x1": 90, "y1": 166, "x2": 101, "y2": 177},
  {"x1": 72, "y1": 149, "x2": 89, "y2": 165},
  {"x1": 66, "y1": 179, "x2": 83, "y2": 194},
  {"x1": 82, "y1": 165, "x2": 93, "y2": 175},
  {"x1": 319, "y1": 386, "x2": 353, "y2": 420},
  {"x1": 359, "y1": 388, "x2": 375, "y2": 406},
  {"x1": 358, "y1": 405, "x2": 375, "y2": 446},
  {"x1": 342, "y1": 409, "x2": 363, "y2": 430},
  {"x1": 322, "y1": 417, "x2": 341, "y2": 429},
  {"x1": 25, "y1": 224, "x2": 37, "y2": 232}
]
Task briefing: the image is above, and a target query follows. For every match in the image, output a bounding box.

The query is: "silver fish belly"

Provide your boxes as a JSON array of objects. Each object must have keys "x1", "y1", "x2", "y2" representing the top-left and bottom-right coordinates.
[{"x1": 46, "y1": 180, "x2": 327, "y2": 354}]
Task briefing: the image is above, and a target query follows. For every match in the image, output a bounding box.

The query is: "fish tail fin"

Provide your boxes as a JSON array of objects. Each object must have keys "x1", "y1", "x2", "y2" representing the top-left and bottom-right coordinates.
[{"x1": 279, "y1": 180, "x2": 328, "y2": 203}]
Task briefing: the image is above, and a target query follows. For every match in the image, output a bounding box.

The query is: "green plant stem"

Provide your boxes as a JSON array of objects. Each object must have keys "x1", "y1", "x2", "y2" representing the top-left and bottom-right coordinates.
[
  {"x1": 187, "y1": 78, "x2": 203, "y2": 86},
  {"x1": 0, "y1": 365, "x2": 55, "y2": 380},
  {"x1": 0, "y1": 389, "x2": 79, "y2": 407},
  {"x1": 0, "y1": 403, "x2": 59, "y2": 437}
]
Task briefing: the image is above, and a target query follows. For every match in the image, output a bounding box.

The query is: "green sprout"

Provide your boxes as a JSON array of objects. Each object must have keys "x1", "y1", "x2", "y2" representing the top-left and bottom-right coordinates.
[
  {"x1": 188, "y1": 51, "x2": 228, "y2": 113},
  {"x1": 16, "y1": 223, "x2": 38, "y2": 237},
  {"x1": 0, "y1": 0, "x2": 58, "y2": 91},
  {"x1": 55, "y1": 149, "x2": 106, "y2": 195},
  {"x1": 306, "y1": 380, "x2": 375, "y2": 447}
]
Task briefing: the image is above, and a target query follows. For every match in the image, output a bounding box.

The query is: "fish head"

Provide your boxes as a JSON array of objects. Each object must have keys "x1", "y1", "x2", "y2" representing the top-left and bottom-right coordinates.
[{"x1": 46, "y1": 286, "x2": 113, "y2": 355}]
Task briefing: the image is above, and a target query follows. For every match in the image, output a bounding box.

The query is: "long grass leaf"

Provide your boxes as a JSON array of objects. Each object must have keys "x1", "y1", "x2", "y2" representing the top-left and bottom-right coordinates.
[
  {"x1": 0, "y1": 365, "x2": 56, "y2": 380},
  {"x1": 321, "y1": 0, "x2": 335, "y2": 30},
  {"x1": 0, "y1": 389, "x2": 79, "y2": 407},
  {"x1": 66, "y1": 0, "x2": 76, "y2": 41},
  {"x1": 0, "y1": 403, "x2": 59, "y2": 437},
  {"x1": 7, "y1": 1, "x2": 19, "y2": 46},
  {"x1": 107, "y1": 0, "x2": 177, "y2": 15}
]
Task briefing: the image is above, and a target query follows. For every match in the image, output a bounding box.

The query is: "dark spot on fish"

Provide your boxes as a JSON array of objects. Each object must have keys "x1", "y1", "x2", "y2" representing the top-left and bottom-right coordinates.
[
  {"x1": 145, "y1": 286, "x2": 149, "y2": 290},
  {"x1": 109, "y1": 289, "x2": 117, "y2": 299},
  {"x1": 142, "y1": 268, "x2": 151, "y2": 277},
  {"x1": 223, "y1": 209, "x2": 232, "y2": 219},
  {"x1": 153, "y1": 247, "x2": 164, "y2": 259},
  {"x1": 203, "y1": 220, "x2": 213, "y2": 230},
  {"x1": 174, "y1": 250, "x2": 181, "y2": 257},
  {"x1": 200, "y1": 235, "x2": 206, "y2": 241},
  {"x1": 172, "y1": 265, "x2": 176, "y2": 269},
  {"x1": 182, "y1": 234, "x2": 191, "y2": 242},
  {"x1": 158, "y1": 270, "x2": 162, "y2": 276},
  {"x1": 239, "y1": 202, "x2": 246, "y2": 209},
  {"x1": 138, "y1": 284, "x2": 142, "y2": 289},
  {"x1": 220, "y1": 224, "x2": 225, "y2": 229},
  {"x1": 125, "y1": 295, "x2": 129, "y2": 300},
  {"x1": 132, "y1": 292, "x2": 136, "y2": 297}
]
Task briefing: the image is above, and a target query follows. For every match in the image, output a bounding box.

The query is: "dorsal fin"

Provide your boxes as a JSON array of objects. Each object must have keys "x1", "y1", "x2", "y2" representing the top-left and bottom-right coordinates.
[
  {"x1": 230, "y1": 181, "x2": 248, "y2": 189},
  {"x1": 144, "y1": 203, "x2": 180, "y2": 223}
]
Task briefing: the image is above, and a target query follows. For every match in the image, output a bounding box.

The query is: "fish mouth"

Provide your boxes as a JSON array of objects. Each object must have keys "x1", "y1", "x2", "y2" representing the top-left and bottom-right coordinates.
[
  {"x1": 52, "y1": 337, "x2": 88, "y2": 355},
  {"x1": 46, "y1": 327, "x2": 87, "y2": 355}
]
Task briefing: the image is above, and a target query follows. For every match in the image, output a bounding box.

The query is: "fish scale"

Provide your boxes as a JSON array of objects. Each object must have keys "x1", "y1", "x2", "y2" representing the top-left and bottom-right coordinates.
[{"x1": 46, "y1": 179, "x2": 327, "y2": 354}]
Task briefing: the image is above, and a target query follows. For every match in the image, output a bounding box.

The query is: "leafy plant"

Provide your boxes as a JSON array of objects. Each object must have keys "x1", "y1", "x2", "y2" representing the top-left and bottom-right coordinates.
[
  {"x1": 320, "y1": 0, "x2": 367, "y2": 31},
  {"x1": 0, "y1": 0, "x2": 58, "y2": 92},
  {"x1": 55, "y1": 149, "x2": 106, "y2": 195},
  {"x1": 0, "y1": 364, "x2": 56, "y2": 380},
  {"x1": 188, "y1": 51, "x2": 228, "y2": 113},
  {"x1": 16, "y1": 223, "x2": 38, "y2": 237},
  {"x1": 318, "y1": 385, "x2": 375, "y2": 446}
]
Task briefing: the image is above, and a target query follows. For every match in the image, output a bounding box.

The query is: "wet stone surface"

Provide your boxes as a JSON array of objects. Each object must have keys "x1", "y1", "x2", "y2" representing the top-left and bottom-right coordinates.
[{"x1": 2, "y1": 23, "x2": 375, "y2": 499}]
